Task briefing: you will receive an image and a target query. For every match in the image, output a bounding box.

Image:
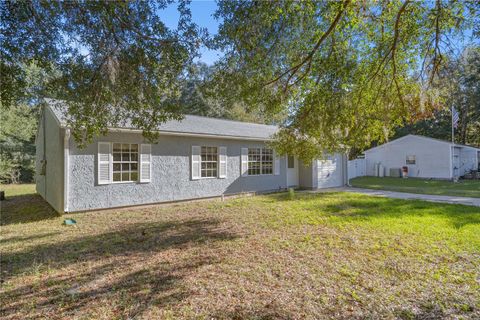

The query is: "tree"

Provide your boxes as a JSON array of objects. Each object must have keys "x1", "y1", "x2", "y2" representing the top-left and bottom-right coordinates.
[
  {"x1": 392, "y1": 46, "x2": 480, "y2": 147},
  {"x1": 0, "y1": 61, "x2": 51, "y2": 183},
  {"x1": 1, "y1": 0, "x2": 203, "y2": 145},
  {"x1": 213, "y1": 0, "x2": 479, "y2": 161},
  {"x1": 0, "y1": 104, "x2": 38, "y2": 183},
  {"x1": 179, "y1": 62, "x2": 288, "y2": 124}
]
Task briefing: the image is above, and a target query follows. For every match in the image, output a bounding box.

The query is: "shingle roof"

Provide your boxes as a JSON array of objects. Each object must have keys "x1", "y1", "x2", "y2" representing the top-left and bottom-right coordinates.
[{"x1": 46, "y1": 99, "x2": 278, "y2": 140}]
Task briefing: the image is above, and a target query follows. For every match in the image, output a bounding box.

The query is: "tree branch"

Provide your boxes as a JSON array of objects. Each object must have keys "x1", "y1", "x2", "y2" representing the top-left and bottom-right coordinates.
[{"x1": 265, "y1": 0, "x2": 351, "y2": 87}]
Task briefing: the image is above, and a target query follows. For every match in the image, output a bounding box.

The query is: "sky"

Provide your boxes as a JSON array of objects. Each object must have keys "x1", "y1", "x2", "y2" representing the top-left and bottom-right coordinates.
[{"x1": 159, "y1": 0, "x2": 222, "y2": 65}]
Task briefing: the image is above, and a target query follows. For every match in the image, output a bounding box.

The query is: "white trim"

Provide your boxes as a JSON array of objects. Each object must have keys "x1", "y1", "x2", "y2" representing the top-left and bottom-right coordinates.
[
  {"x1": 63, "y1": 128, "x2": 70, "y2": 212},
  {"x1": 274, "y1": 151, "x2": 280, "y2": 175},
  {"x1": 218, "y1": 146, "x2": 227, "y2": 179},
  {"x1": 139, "y1": 144, "x2": 152, "y2": 183},
  {"x1": 98, "y1": 142, "x2": 112, "y2": 185},
  {"x1": 191, "y1": 145, "x2": 201, "y2": 180},
  {"x1": 244, "y1": 147, "x2": 275, "y2": 176},
  {"x1": 241, "y1": 148, "x2": 249, "y2": 177}
]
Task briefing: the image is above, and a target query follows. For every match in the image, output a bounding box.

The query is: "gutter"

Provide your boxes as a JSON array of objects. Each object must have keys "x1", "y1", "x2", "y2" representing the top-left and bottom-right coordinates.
[
  {"x1": 64, "y1": 128, "x2": 71, "y2": 212},
  {"x1": 46, "y1": 104, "x2": 274, "y2": 142}
]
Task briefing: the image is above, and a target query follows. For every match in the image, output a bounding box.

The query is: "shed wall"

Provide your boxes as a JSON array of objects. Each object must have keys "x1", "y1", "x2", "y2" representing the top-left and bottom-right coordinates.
[
  {"x1": 459, "y1": 147, "x2": 478, "y2": 176},
  {"x1": 365, "y1": 136, "x2": 451, "y2": 179},
  {"x1": 35, "y1": 107, "x2": 64, "y2": 212}
]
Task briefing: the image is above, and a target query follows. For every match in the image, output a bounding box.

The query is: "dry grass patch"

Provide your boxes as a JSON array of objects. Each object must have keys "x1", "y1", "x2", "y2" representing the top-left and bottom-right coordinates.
[{"x1": 1, "y1": 185, "x2": 479, "y2": 319}]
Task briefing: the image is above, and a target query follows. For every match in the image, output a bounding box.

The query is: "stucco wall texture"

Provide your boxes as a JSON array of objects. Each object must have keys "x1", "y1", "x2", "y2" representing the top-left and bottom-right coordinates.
[{"x1": 67, "y1": 132, "x2": 289, "y2": 212}]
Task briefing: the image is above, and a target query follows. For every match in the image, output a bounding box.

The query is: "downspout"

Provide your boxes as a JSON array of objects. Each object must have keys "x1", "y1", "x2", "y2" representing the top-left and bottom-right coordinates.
[
  {"x1": 43, "y1": 105, "x2": 47, "y2": 198},
  {"x1": 63, "y1": 128, "x2": 70, "y2": 213}
]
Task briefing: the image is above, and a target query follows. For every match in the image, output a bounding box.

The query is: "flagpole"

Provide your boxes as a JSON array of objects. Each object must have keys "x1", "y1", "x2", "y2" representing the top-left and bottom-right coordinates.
[{"x1": 451, "y1": 105, "x2": 454, "y2": 144}]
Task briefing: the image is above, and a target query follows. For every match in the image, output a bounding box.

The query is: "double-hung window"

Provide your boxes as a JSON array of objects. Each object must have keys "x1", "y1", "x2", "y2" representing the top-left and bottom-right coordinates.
[
  {"x1": 113, "y1": 143, "x2": 138, "y2": 182},
  {"x1": 406, "y1": 155, "x2": 416, "y2": 165},
  {"x1": 248, "y1": 147, "x2": 273, "y2": 175},
  {"x1": 201, "y1": 146, "x2": 218, "y2": 178}
]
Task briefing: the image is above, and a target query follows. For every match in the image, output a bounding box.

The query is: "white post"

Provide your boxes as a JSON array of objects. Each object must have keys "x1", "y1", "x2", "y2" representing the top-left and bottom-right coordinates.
[{"x1": 451, "y1": 106, "x2": 455, "y2": 181}]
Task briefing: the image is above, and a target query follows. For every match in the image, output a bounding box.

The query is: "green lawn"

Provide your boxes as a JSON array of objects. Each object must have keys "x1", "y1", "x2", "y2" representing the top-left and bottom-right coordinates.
[
  {"x1": 351, "y1": 176, "x2": 480, "y2": 198},
  {"x1": 1, "y1": 184, "x2": 479, "y2": 319}
]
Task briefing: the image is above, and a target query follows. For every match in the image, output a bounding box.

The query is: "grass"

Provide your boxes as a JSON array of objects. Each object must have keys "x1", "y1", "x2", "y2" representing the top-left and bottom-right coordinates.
[
  {"x1": 351, "y1": 176, "x2": 480, "y2": 198},
  {"x1": 1, "y1": 184, "x2": 479, "y2": 319},
  {"x1": 0, "y1": 184, "x2": 60, "y2": 225}
]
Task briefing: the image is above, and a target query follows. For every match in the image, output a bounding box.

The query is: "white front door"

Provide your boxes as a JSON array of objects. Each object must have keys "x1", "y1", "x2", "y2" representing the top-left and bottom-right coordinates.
[{"x1": 287, "y1": 155, "x2": 299, "y2": 187}]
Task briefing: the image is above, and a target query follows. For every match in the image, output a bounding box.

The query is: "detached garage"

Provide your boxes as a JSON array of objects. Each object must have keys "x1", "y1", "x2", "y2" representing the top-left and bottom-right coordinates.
[{"x1": 364, "y1": 134, "x2": 480, "y2": 180}]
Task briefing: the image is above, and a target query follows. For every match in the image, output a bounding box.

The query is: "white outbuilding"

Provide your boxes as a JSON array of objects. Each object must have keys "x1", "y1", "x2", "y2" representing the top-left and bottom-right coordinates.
[{"x1": 364, "y1": 135, "x2": 480, "y2": 179}]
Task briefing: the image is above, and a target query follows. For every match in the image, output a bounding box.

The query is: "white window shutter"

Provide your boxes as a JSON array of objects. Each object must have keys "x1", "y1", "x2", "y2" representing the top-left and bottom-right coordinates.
[
  {"x1": 241, "y1": 148, "x2": 249, "y2": 177},
  {"x1": 274, "y1": 151, "x2": 280, "y2": 175},
  {"x1": 191, "y1": 146, "x2": 201, "y2": 180},
  {"x1": 140, "y1": 144, "x2": 151, "y2": 183},
  {"x1": 218, "y1": 146, "x2": 227, "y2": 178},
  {"x1": 98, "y1": 142, "x2": 111, "y2": 184}
]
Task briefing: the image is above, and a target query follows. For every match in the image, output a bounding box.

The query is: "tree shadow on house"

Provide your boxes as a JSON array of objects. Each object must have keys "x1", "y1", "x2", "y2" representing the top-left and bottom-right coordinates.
[
  {"x1": 0, "y1": 193, "x2": 60, "y2": 225},
  {"x1": 1, "y1": 217, "x2": 238, "y2": 319}
]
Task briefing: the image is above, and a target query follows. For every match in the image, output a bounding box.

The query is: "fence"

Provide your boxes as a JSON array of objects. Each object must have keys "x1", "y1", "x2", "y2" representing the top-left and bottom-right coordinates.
[{"x1": 348, "y1": 158, "x2": 366, "y2": 180}]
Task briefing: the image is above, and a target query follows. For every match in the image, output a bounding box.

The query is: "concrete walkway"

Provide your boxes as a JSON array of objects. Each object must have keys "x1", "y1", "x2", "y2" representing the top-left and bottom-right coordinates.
[{"x1": 310, "y1": 187, "x2": 480, "y2": 207}]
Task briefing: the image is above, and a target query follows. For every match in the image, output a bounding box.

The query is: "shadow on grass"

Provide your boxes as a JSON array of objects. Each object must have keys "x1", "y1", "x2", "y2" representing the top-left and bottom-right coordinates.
[
  {"x1": 0, "y1": 193, "x2": 60, "y2": 226},
  {"x1": 269, "y1": 192, "x2": 480, "y2": 229},
  {"x1": 1, "y1": 217, "x2": 237, "y2": 318}
]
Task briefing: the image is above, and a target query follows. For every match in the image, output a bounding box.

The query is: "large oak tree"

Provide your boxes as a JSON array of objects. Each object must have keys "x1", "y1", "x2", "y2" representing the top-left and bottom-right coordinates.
[
  {"x1": 1, "y1": 0, "x2": 203, "y2": 144},
  {"x1": 212, "y1": 0, "x2": 479, "y2": 160}
]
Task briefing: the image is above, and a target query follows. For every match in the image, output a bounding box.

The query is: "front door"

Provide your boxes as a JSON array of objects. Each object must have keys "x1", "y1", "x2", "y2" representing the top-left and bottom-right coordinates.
[{"x1": 287, "y1": 155, "x2": 299, "y2": 187}]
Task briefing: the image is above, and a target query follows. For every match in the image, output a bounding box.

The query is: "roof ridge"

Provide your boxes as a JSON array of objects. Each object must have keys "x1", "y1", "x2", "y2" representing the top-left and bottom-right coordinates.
[{"x1": 183, "y1": 114, "x2": 278, "y2": 128}]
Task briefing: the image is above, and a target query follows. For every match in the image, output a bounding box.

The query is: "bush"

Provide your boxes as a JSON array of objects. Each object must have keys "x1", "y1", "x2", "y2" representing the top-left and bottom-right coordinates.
[{"x1": 288, "y1": 188, "x2": 295, "y2": 200}]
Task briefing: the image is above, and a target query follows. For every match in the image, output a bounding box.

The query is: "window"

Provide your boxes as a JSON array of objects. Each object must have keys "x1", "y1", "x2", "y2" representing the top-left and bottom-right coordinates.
[
  {"x1": 201, "y1": 146, "x2": 218, "y2": 178},
  {"x1": 248, "y1": 148, "x2": 273, "y2": 175},
  {"x1": 261, "y1": 148, "x2": 273, "y2": 174},
  {"x1": 113, "y1": 143, "x2": 138, "y2": 182},
  {"x1": 288, "y1": 155, "x2": 295, "y2": 169},
  {"x1": 406, "y1": 155, "x2": 416, "y2": 165}
]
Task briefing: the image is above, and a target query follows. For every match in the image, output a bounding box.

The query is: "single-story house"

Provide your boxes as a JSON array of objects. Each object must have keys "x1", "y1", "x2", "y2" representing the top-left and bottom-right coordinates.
[
  {"x1": 364, "y1": 134, "x2": 480, "y2": 179},
  {"x1": 36, "y1": 100, "x2": 348, "y2": 213}
]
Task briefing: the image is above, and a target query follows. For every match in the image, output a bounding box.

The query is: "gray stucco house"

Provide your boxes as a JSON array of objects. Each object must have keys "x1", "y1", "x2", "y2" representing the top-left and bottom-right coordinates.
[{"x1": 36, "y1": 100, "x2": 347, "y2": 213}]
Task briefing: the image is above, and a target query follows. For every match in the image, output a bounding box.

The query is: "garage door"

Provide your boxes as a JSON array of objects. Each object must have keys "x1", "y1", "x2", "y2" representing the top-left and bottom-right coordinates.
[{"x1": 317, "y1": 154, "x2": 344, "y2": 188}]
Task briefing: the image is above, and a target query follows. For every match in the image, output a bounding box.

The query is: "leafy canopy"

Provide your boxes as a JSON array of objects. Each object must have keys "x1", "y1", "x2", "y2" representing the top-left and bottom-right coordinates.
[
  {"x1": 213, "y1": 0, "x2": 479, "y2": 161},
  {"x1": 1, "y1": 0, "x2": 203, "y2": 145}
]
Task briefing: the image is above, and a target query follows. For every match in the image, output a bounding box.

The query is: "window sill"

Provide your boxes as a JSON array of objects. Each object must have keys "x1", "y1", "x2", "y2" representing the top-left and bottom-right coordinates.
[{"x1": 111, "y1": 181, "x2": 139, "y2": 184}]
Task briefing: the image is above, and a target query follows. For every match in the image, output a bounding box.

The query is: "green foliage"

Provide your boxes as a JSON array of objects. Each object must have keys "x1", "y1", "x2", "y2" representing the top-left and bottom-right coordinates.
[
  {"x1": 392, "y1": 46, "x2": 480, "y2": 147},
  {"x1": 0, "y1": 103, "x2": 38, "y2": 183},
  {"x1": 213, "y1": 0, "x2": 479, "y2": 161},
  {"x1": 1, "y1": 0, "x2": 203, "y2": 146},
  {"x1": 287, "y1": 187, "x2": 295, "y2": 200}
]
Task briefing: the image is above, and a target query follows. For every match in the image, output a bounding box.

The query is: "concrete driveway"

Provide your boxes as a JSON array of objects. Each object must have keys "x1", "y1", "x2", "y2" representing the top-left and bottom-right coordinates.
[{"x1": 310, "y1": 187, "x2": 480, "y2": 207}]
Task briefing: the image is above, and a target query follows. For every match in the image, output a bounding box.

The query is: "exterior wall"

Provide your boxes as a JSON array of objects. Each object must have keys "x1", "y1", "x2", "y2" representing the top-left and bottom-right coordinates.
[
  {"x1": 459, "y1": 147, "x2": 478, "y2": 176},
  {"x1": 67, "y1": 132, "x2": 288, "y2": 212},
  {"x1": 315, "y1": 153, "x2": 345, "y2": 188},
  {"x1": 365, "y1": 136, "x2": 452, "y2": 179},
  {"x1": 298, "y1": 160, "x2": 314, "y2": 189},
  {"x1": 35, "y1": 107, "x2": 64, "y2": 212}
]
